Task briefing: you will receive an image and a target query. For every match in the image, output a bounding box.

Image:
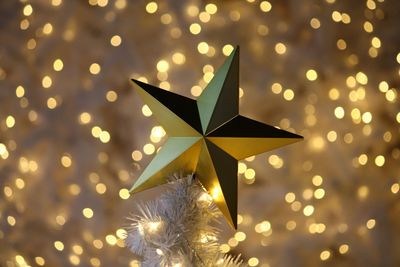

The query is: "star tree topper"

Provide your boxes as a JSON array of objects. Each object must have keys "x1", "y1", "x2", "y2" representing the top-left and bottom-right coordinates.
[{"x1": 130, "y1": 46, "x2": 302, "y2": 229}]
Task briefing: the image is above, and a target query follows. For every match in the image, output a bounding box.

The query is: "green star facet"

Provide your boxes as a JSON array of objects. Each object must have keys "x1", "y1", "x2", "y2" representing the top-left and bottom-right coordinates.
[{"x1": 130, "y1": 46, "x2": 303, "y2": 229}]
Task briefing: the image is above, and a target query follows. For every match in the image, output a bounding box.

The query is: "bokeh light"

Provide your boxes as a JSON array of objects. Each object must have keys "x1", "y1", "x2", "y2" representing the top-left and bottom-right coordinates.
[{"x1": 1, "y1": 1, "x2": 400, "y2": 266}]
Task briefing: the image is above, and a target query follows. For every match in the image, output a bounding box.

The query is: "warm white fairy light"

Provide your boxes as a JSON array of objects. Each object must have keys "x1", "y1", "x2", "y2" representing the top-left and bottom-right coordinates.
[
  {"x1": 211, "y1": 186, "x2": 221, "y2": 200},
  {"x1": 147, "y1": 221, "x2": 161, "y2": 233}
]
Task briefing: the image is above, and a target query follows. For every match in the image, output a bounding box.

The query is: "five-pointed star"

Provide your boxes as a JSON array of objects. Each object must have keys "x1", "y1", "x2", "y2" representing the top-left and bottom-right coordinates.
[{"x1": 130, "y1": 46, "x2": 302, "y2": 229}]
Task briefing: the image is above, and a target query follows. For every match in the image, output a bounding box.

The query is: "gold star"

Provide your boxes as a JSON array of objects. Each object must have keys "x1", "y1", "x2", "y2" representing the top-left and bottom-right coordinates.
[{"x1": 130, "y1": 46, "x2": 302, "y2": 228}]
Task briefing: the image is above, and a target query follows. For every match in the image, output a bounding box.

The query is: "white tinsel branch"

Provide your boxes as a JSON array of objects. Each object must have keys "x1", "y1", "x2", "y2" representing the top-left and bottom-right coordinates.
[{"x1": 125, "y1": 173, "x2": 246, "y2": 267}]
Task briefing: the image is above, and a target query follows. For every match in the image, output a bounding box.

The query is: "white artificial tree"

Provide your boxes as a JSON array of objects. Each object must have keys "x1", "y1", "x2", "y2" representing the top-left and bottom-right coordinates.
[{"x1": 125, "y1": 174, "x2": 245, "y2": 267}]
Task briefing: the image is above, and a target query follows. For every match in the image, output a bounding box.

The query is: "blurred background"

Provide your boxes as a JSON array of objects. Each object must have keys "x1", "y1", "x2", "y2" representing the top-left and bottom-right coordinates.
[{"x1": 1, "y1": 0, "x2": 400, "y2": 266}]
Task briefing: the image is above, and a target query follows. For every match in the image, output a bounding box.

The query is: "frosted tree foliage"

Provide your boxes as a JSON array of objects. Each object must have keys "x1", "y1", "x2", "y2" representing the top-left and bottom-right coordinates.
[{"x1": 125, "y1": 174, "x2": 245, "y2": 267}]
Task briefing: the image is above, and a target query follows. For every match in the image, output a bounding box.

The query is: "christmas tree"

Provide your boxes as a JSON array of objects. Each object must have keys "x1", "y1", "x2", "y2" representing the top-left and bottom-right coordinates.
[{"x1": 126, "y1": 174, "x2": 244, "y2": 267}]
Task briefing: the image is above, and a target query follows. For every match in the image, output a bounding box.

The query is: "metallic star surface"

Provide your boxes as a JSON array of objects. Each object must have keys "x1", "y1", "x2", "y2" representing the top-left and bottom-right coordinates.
[{"x1": 130, "y1": 47, "x2": 303, "y2": 228}]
